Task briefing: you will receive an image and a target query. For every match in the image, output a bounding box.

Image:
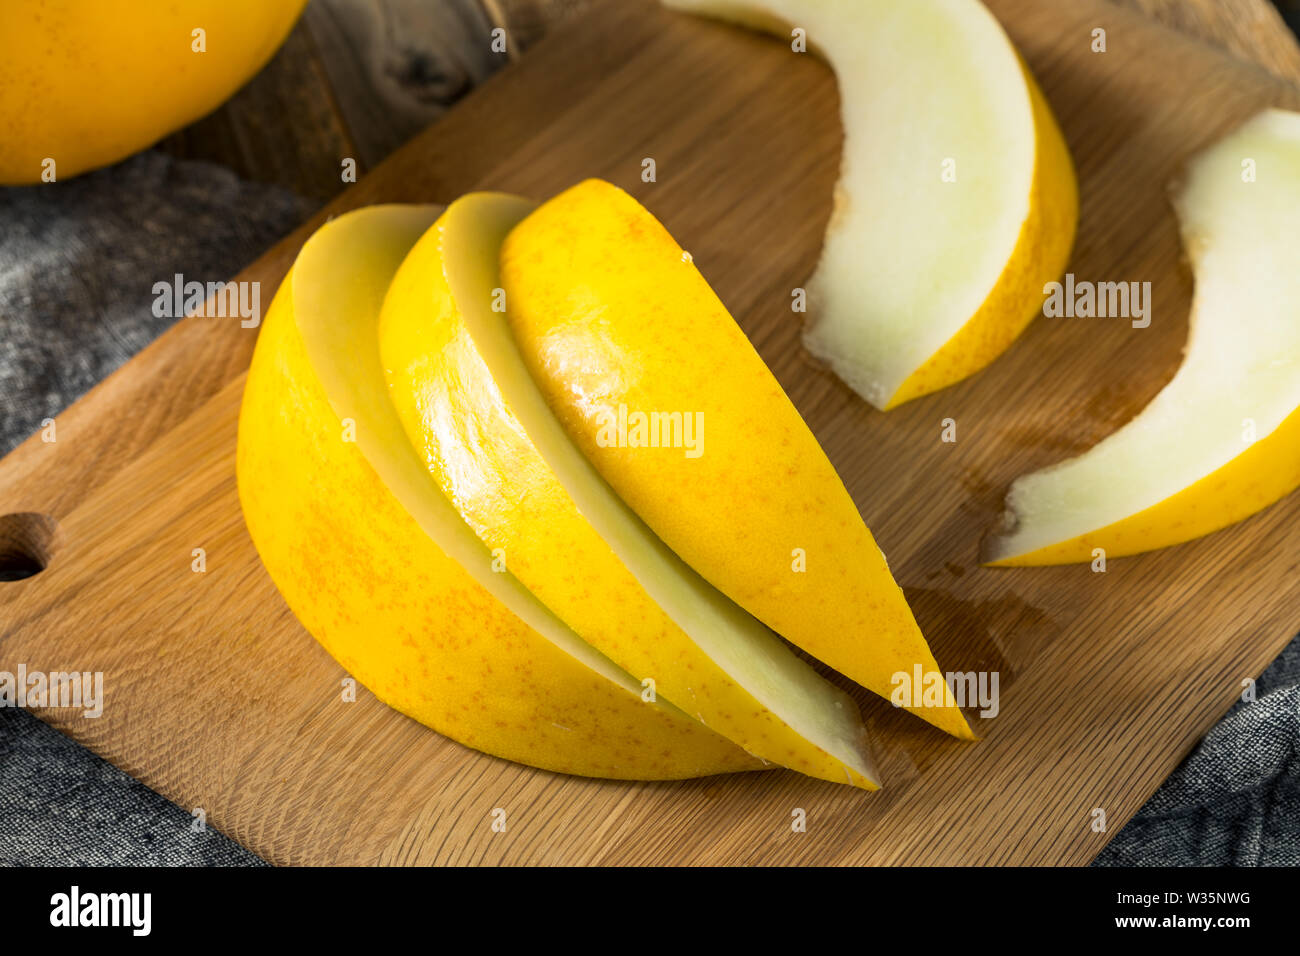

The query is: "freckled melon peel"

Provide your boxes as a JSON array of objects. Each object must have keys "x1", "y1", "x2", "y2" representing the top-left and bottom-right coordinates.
[
  {"x1": 237, "y1": 205, "x2": 758, "y2": 780},
  {"x1": 988, "y1": 109, "x2": 1300, "y2": 565},
  {"x1": 501, "y1": 180, "x2": 974, "y2": 740},
  {"x1": 380, "y1": 193, "x2": 880, "y2": 788},
  {"x1": 0, "y1": 0, "x2": 308, "y2": 183},
  {"x1": 663, "y1": 0, "x2": 1078, "y2": 409}
]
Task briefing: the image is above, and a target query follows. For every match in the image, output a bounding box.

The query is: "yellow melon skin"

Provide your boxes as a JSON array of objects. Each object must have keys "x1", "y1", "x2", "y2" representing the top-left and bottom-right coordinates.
[
  {"x1": 237, "y1": 209, "x2": 759, "y2": 781},
  {"x1": 0, "y1": 0, "x2": 307, "y2": 183},
  {"x1": 501, "y1": 180, "x2": 974, "y2": 740},
  {"x1": 379, "y1": 194, "x2": 879, "y2": 788}
]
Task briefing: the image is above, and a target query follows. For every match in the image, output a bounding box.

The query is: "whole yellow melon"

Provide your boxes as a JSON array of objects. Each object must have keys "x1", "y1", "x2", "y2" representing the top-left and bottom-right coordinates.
[{"x1": 0, "y1": 0, "x2": 307, "y2": 183}]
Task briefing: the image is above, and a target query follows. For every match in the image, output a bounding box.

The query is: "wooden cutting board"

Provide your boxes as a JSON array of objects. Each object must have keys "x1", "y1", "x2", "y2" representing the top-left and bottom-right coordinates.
[{"x1": 3, "y1": 0, "x2": 1299, "y2": 866}]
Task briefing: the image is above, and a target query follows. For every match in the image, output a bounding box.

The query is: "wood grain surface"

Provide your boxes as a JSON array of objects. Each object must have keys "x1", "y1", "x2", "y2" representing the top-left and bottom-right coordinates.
[
  {"x1": 1114, "y1": 0, "x2": 1300, "y2": 81},
  {"x1": 3, "y1": 0, "x2": 1300, "y2": 865}
]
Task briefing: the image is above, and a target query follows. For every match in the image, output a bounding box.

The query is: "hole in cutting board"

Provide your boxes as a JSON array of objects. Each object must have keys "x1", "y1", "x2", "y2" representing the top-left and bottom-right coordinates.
[{"x1": 0, "y1": 513, "x2": 60, "y2": 582}]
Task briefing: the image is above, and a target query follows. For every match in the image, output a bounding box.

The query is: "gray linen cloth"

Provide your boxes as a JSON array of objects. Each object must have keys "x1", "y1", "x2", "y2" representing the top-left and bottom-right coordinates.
[
  {"x1": 2, "y1": 149, "x2": 1298, "y2": 866},
  {"x1": 0, "y1": 152, "x2": 312, "y2": 865}
]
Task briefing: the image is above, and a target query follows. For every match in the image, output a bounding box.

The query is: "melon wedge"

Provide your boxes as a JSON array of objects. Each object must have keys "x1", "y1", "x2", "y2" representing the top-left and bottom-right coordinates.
[
  {"x1": 501, "y1": 180, "x2": 974, "y2": 739},
  {"x1": 379, "y1": 193, "x2": 881, "y2": 788},
  {"x1": 988, "y1": 109, "x2": 1300, "y2": 565},
  {"x1": 237, "y1": 205, "x2": 758, "y2": 780},
  {"x1": 664, "y1": 0, "x2": 1078, "y2": 409}
]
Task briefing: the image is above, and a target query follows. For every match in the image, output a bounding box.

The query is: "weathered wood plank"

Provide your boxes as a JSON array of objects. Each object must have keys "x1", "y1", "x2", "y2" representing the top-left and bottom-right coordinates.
[
  {"x1": 303, "y1": 0, "x2": 505, "y2": 171},
  {"x1": 155, "y1": 17, "x2": 357, "y2": 201}
]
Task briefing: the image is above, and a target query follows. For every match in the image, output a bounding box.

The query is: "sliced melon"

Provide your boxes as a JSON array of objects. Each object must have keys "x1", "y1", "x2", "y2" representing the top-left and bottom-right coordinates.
[
  {"x1": 664, "y1": 0, "x2": 1078, "y2": 408},
  {"x1": 988, "y1": 109, "x2": 1300, "y2": 565},
  {"x1": 237, "y1": 205, "x2": 758, "y2": 779},
  {"x1": 501, "y1": 180, "x2": 974, "y2": 739},
  {"x1": 380, "y1": 193, "x2": 881, "y2": 788}
]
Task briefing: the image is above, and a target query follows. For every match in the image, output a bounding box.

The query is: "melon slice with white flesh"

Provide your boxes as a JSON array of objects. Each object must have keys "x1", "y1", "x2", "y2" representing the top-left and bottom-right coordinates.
[
  {"x1": 989, "y1": 109, "x2": 1300, "y2": 565},
  {"x1": 664, "y1": 0, "x2": 1078, "y2": 409}
]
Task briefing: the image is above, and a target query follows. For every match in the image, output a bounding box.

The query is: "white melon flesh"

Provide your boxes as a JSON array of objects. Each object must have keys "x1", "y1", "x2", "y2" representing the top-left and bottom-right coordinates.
[
  {"x1": 989, "y1": 109, "x2": 1300, "y2": 562},
  {"x1": 665, "y1": 0, "x2": 1042, "y2": 408}
]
